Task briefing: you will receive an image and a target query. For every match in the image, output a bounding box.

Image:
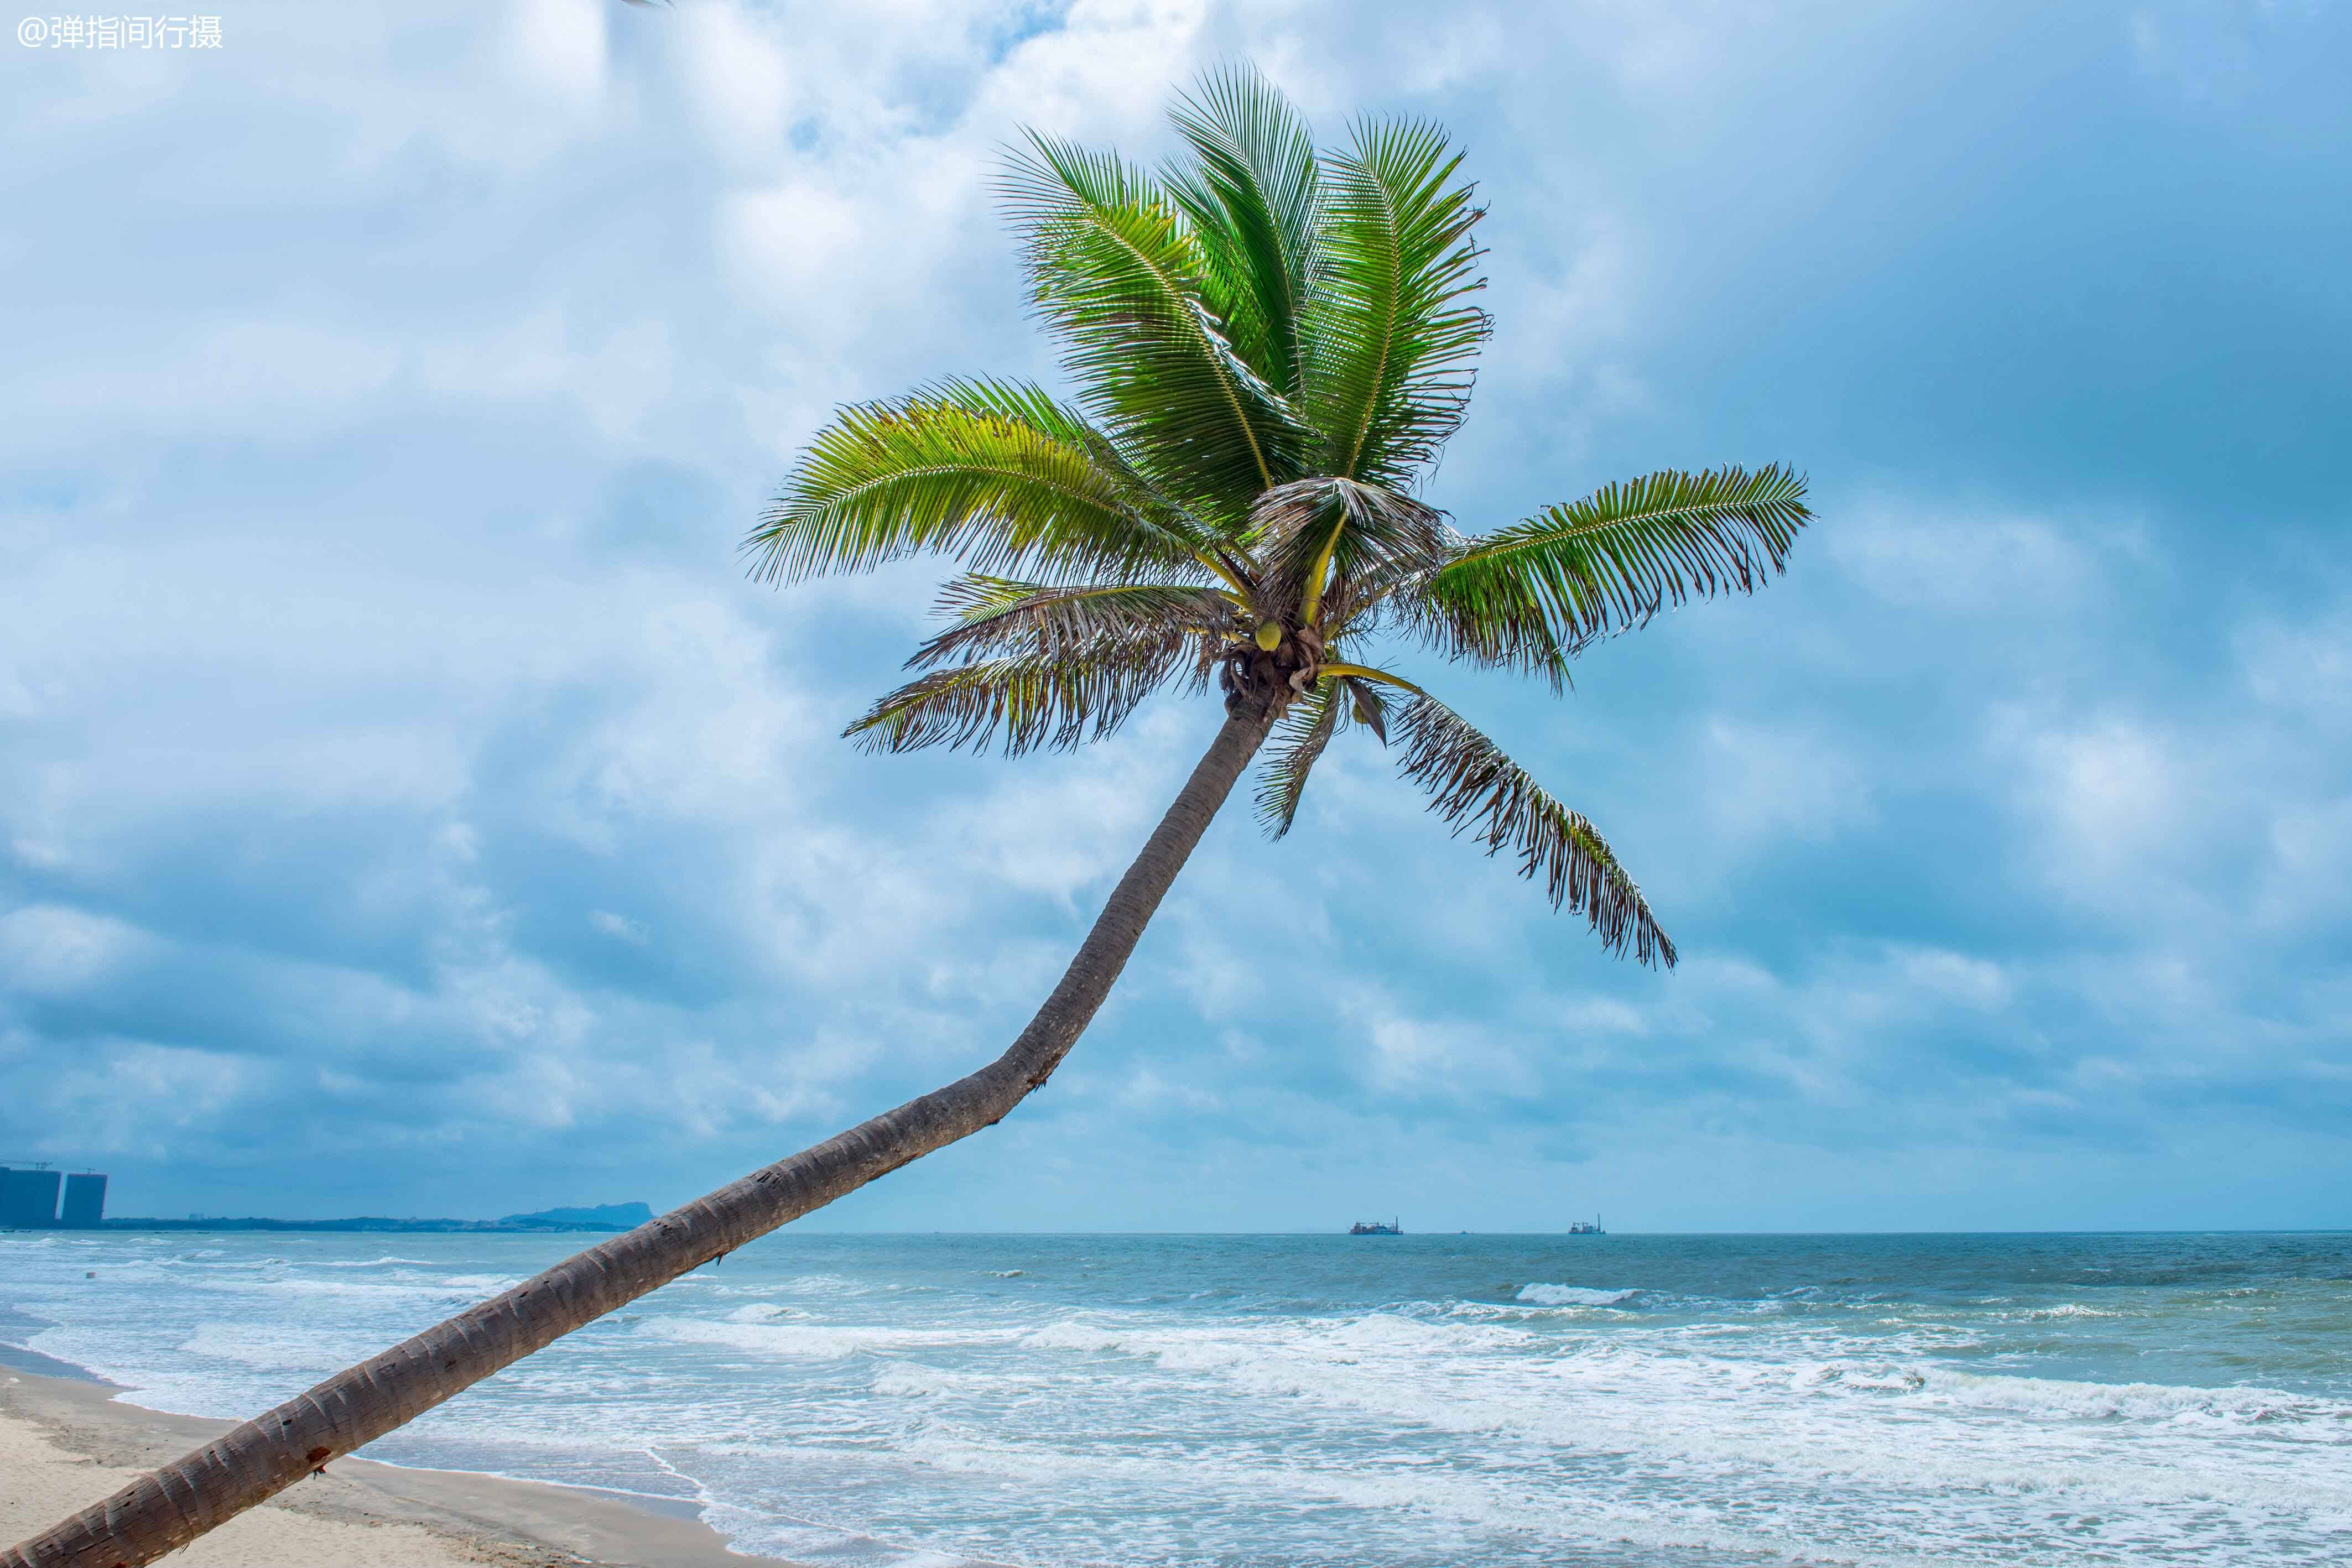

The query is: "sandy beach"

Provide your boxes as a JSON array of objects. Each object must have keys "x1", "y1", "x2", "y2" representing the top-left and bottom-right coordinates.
[{"x1": 1, "y1": 1362, "x2": 804, "y2": 1568}]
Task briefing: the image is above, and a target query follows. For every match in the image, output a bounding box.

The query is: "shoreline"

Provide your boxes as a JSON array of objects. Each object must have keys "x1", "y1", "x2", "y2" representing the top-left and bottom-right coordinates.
[{"x1": 0, "y1": 1362, "x2": 809, "y2": 1567}]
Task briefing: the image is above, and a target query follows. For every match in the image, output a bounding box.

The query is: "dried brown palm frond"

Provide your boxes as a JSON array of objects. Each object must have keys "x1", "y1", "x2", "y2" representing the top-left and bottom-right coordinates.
[
  {"x1": 1254, "y1": 679, "x2": 1345, "y2": 837},
  {"x1": 1341, "y1": 674, "x2": 1389, "y2": 743},
  {"x1": 912, "y1": 576, "x2": 1245, "y2": 670},
  {"x1": 847, "y1": 635, "x2": 1194, "y2": 756},
  {"x1": 1391, "y1": 695, "x2": 1673, "y2": 966},
  {"x1": 1247, "y1": 476, "x2": 1454, "y2": 626}
]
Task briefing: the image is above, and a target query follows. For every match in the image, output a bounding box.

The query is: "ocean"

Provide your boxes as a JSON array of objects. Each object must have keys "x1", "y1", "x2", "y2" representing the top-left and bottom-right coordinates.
[{"x1": 2, "y1": 1229, "x2": 2346, "y2": 1566}]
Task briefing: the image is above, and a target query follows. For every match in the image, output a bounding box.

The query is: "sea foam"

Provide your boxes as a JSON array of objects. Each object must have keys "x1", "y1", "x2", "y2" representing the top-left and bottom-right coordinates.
[
  {"x1": 9, "y1": 1230, "x2": 2349, "y2": 1568},
  {"x1": 1516, "y1": 1283, "x2": 1638, "y2": 1306}
]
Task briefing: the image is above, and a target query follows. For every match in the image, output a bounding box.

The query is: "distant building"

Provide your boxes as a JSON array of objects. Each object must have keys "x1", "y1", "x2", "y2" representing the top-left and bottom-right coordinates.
[
  {"x1": 61, "y1": 1172, "x2": 108, "y2": 1228},
  {"x1": 1, "y1": 1166, "x2": 61, "y2": 1228}
]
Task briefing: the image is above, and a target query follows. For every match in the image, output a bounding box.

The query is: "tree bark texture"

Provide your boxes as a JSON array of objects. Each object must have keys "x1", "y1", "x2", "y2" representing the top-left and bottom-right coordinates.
[{"x1": 5, "y1": 706, "x2": 1277, "y2": 1568}]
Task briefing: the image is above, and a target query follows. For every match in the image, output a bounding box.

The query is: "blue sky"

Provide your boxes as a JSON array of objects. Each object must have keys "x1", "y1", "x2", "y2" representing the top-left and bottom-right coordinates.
[{"x1": 2, "y1": 0, "x2": 2346, "y2": 1231}]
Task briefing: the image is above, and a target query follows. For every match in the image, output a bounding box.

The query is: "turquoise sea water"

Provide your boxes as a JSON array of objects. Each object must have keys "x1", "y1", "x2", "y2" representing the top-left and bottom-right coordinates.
[{"x1": 3, "y1": 1230, "x2": 2347, "y2": 1566}]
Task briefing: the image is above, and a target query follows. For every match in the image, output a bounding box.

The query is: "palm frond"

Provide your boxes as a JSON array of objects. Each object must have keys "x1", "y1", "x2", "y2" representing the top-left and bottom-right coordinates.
[
  {"x1": 1391, "y1": 696, "x2": 1673, "y2": 965},
  {"x1": 1253, "y1": 678, "x2": 1343, "y2": 837},
  {"x1": 1297, "y1": 118, "x2": 1490, "y2": 487},
  {"x1": 1389, "y1": 570, "x2": 1578, "y2": 692},
  {"x1": 1341, "y1": 674, "x2": 1388, "y2": 743},
  {"x1": 1315, "y1": 510, "x2": 1473, "y2": 638},
  {"x1": 1418, "y1": 465, "x2": 1810, "y2": 661},
  {"x1": 746, "y1": 384, "x2": 1206, "y2": 586},
  {"x1": 1248, "y1": 476, "x2": 1454, "y2": 626},
  {"x1": 846, "y1": 639, "x2": 1188, "y2": 756},
  {"x1": 1163, "y1": 64, "x2": 1321, "y2": 400},
  {"x1": 1002, "y1": 133, "x2": 1309, "y2": 522},
  {"x1": 912, "y1": 576, "x2": 1242, "y2": 670},
  {"x1": 933, "y1": 377, "x2": 1226, "y2": 549}
]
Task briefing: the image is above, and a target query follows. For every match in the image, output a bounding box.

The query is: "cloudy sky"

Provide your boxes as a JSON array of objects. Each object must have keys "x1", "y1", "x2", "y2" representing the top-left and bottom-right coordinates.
[{"x1": 3, "y1": 0, "x2": 2346, "y2": 1232}]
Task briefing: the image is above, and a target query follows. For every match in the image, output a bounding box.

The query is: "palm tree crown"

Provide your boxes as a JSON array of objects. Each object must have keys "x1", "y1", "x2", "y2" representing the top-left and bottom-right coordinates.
[{"x1": 747, "y1": 67, "x2": 1810, "y2": 967}]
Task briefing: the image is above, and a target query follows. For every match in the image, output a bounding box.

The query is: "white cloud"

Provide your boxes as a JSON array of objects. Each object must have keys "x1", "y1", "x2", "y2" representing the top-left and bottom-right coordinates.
[
  {"x1": 2257, "y1": 793, "x2": 2352, "y2": 926},
  {"x1": 1701, "y1": 718, "x2": 1873, "y2": 845},
  {"x1": 2021, "y1": 716, "x2": 2183, "y2": 879},
  {"x1": 501, "y1": 0, "x2": 609, "y2": 115},
  {"x1": 0, "y1": 1, "x2": 2345, "y2": 1232},
  {"x1": 719, "y1": 180, "x2": 893, "y2": 324},
  {"x1": 0, "y1": 905, "x2": 147, "y2": 996},
  {"x1": 1881, "y1": 945, "x2": 2012, "y2": 1013},
  {"x1": 1359, "y1": 1004, "x2": 1537, "y2": 1101},
  {"x1": 1827, "y1": 501, "x2": 2121, "y2": 617},
  {"x1": 589, "y1": 909, "x2": 651, "y2": 944},
  {"x1": 971, "y1": 0, "x2": 1216, "y2": 140},
  {"x1": 413, "y1": 313, "x2": 678, "y2": 439},
  {"x1": 2238, "y1": 612, "x2": 2352, "y2": 718},
  {"x1": 45, "y1": 1042, "x2": 257, "y2": 1152},
  {"x1": 28, "y1": 319, "x2": 402, "y2": 434},
  {"x1": 674, "y1": 3, "x2": 798, "y2": 161}
]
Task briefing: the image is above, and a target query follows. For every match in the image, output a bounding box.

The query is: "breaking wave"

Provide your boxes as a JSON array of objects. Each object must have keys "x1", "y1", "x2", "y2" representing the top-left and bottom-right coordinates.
[
  {"x1": 1516, "y1": 1283, "x2": 1638, "y2": 1306},
  {"x1": 9, "y1": 1229, "x2": 2350, "y2": 1566}
]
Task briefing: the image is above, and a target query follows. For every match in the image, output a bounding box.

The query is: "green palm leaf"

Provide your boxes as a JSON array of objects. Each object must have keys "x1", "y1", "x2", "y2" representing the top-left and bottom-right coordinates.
[
  {"x1": 1253, "y1": 679, "x2": 1343, "y2": 838},
  {"x1": 1003, "y1": 133, "x2": 1308, "y2": 522},
  {"x1": 934, "y1": 377, "x2": 1227, "y2": 548},
  {"x1": 1391, "y1": 696, "x2": 1673, "y2": 966},
  {"x1": 1419, "y1": 465, "x2": 1811, "y2": 660},
  {"x1": 1298, "y1": 118, "x2": 1490, "y2": 487},
  {"x1": 1163, "y1": 63, "x2": 1322, "y2": 400},
  {"x1": 747, "y1": 384, "x2": 1206, "y2": 586}
]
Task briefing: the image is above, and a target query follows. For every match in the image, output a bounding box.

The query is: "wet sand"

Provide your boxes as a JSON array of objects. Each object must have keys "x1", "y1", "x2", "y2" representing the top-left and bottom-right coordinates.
[{"x1": 0, "y1": 1364, "x2": 806, "y2": 1567}]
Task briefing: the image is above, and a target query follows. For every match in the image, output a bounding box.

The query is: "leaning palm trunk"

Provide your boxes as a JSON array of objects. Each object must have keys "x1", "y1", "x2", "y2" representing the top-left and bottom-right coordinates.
[{"x1": 3, "y1": 709, "x2": 1276, "y2": 1568}]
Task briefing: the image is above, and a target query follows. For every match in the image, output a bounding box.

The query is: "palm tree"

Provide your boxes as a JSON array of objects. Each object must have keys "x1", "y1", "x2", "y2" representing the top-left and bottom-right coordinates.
[{"x1": 6, "y1": 69, "x2": 1807, "y2": 1568}]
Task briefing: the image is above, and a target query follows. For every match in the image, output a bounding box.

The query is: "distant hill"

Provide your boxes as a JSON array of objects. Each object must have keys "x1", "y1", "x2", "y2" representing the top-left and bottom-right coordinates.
[
  {"x1": 498, "y1": 1202, "x2": 653, "y2": 1230},
  {"x1": 100, "y1": 1201, "x2": 654, "y2": 1234}
]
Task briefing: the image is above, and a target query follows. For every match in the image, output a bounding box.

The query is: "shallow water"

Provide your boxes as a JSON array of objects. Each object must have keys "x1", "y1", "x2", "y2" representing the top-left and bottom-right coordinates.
[{"x1": 4, "y1": 1230, "x2": 2347, "y2": 1566}]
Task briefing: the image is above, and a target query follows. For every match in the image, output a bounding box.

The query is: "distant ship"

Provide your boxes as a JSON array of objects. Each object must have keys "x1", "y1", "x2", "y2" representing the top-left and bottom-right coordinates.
[
  {"x1": 1349, "y1": 1217, "x2": 1402, "y2": 1235},
  {"x1": 1567, "y1": 1215, "x2": 1604, "y2": 1235}
]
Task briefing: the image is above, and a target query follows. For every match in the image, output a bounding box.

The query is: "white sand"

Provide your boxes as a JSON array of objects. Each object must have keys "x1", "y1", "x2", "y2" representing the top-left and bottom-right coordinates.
[
  {"x1": 1, "y1": 1368, "x2": 808, "y2": 1567},
  {"x1": 1, "y1": 1398, "x2": 537, "y2": 1566}
]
